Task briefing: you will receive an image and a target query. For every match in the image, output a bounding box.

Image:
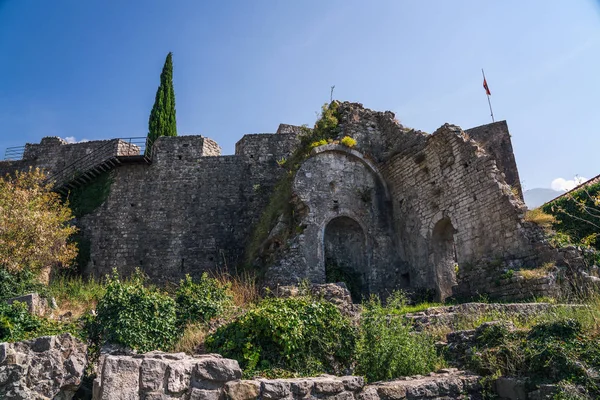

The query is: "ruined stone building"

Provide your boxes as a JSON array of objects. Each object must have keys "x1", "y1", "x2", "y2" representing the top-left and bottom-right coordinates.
[{"x1": 0, "y1": 102, "x2": 580, "y2": 301}]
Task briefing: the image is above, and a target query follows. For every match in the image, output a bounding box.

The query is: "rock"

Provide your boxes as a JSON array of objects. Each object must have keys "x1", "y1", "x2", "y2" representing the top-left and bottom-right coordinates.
[
  {"x1": 194, "y1": 357, "x2": 242, "y2": 383},
  {"x1": 0, "y1": 333, "x2": 87, "y2": 400},
  {"x1": 370, "y1": 370, "x2": 481, "y2": 400},
  {"x1": 495, "y1": 377, "x2": 527, "y2": 400},
  {"x1": 224, "y1": 380, "x2": 260, "y2": 400},
  {"x1": 6, "y1": 292, "x2": 48, "y2": 316},
  {"x1": 260, "y1": 380, "x2": 291, "y2": 400},
  {"x1": 313, "y1": 376, "x2": 345, "y2": 394},
  {"x1": 190, "y1": 388, "x2": 222, "y2": 400},
  {"x1": 95, "y1": 352, "x2": 241, "y2": 399}
]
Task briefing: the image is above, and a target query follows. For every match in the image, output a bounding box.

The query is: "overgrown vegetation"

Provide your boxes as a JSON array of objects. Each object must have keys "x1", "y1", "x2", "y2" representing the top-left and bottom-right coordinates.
[
  {"x1": 0, "y1": 267, "x2": 48, "y2": 301},
  {"x1": 542, "y1": 180, "x2": 600, "y2": 250},
  {"x1": 0, "y1": 301, "x2": 79, "y2": 343},
  {"x1": 245, "y1": 102, "x2": 343, "y2": 266},
  {"x1": 205, "y1": 296, "x2": 357, "y2": 377},
  {"x1": 466, "y1": 319, "x2": 600, "y2": 397},
  {"x1": 175, "y1": 273, "x2": 233, "y2": 326},
  {"x1": 65, "y1": 171, "x2": 113, "y2": 218},
  {"x1": 0, "y1": 168, "x2": 77, "y2": 276},
  {"x1": 86, "y1": 269, "x2": 179, "y2": 353},
  {"x1": 355, "y1": 292, "x2": 442, "y2": 382}
]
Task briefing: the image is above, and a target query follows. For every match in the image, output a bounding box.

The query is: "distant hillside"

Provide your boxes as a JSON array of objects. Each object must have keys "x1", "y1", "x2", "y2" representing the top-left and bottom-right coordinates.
[{"x1": 523, "y1": 188, "x2": 562, "y2": 209}]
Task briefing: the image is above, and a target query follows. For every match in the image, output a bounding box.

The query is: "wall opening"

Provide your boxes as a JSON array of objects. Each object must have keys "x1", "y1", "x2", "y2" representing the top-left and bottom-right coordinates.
[
  {"x1": 431, "y1": 217, "x2": 457, "y2": 302},
  {"x1": 324, "y1": 216, "x2": 367, "y2": 302}
]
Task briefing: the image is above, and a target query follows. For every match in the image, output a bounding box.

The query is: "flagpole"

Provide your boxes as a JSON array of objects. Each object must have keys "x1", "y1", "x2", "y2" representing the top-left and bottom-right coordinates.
[{"x1": 482, "y1": 69, "x2": 495, "y2": 122}]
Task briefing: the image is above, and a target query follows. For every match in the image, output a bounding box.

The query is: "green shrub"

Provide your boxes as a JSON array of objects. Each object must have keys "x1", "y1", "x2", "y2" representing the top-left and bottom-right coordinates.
[
  {"x1": 205, "y1": 296, "x2": 356, "y2": 377},
  {"x1": 176, "y1": 273, "x2": 232, "y2": 326},
  {"x1": 90, "y1": 270, "x2": 179, "y2": 352},
  {"x1": 0, "y1": 267, "x2": 48, "y2": 301},
  {"x1": 0, "y1": 301, "x2": 78, "y2": 342},
  {"x1": 468, "y1": 319, "x2": 600, "y2": 395},
  {"x1": 355, "y1": 291, "x2": 442, "y2": 382},
  {"x1": 542, "y1": 180, "x2": 600, "y2": 250}
]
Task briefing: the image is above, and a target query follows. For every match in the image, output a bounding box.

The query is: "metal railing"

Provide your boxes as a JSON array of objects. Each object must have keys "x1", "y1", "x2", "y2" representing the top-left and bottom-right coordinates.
[
  {"x1": 3, "y1": 146, "x2": 25, "y2": 161},
  {"x1": 48, "y1": 137, "x2": 154, "y2": 189}
]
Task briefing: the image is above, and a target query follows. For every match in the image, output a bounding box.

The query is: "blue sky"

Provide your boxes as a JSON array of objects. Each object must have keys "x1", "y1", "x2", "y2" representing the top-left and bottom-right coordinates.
[{"x1": 0, "y1": 1, "x2": 599, "y2": 190}]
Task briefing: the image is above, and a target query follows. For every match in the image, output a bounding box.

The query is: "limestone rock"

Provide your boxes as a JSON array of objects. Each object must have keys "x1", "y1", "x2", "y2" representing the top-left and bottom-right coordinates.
[
  {"x1": 94, "y1": 352, "x2": 241, "y2": 399},
  {"x1": 0, "y1": 333, "x2": 87, "y2": 400}
]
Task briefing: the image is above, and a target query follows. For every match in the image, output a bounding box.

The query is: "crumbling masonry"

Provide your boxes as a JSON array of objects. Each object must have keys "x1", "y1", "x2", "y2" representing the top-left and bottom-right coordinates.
[{"x1": 0, "y1": 102, "x2": 583, "y2": 301}]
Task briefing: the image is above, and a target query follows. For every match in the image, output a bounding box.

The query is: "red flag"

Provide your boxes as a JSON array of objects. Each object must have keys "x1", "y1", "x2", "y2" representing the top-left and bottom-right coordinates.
[{"x1": 483, "y1": 78, "x2": 491, "y2": 96}]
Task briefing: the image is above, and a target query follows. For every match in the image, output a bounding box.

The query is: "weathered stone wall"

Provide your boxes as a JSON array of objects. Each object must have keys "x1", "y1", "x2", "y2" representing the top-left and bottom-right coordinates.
[
  {"x1": 93, "y1": 351, "x2": 482, "y2": 400},
  {"x1": 0, "y1": 104, "x2": 566, "y2": 301},
  {"x1": 80, "y1": 134, "x2": 290, "y2": 282},
  {"x1": 465, "y1": 121, "x2": 523, "y2": 199},
  {"x1": 267, "y1": 102, "x2": 550, "y2": 301},
  {"x1": 235, "y1": 126, "x2": 300, "y2": 161},
  {"x1": 267, "y1": 145, "x2": 402, "y2": 296}
]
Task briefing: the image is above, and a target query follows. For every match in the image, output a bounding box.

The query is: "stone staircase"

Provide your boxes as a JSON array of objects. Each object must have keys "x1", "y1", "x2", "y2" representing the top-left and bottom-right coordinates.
[{"x1": 48, "y1": 137, "x2": 153, "y2": 194}]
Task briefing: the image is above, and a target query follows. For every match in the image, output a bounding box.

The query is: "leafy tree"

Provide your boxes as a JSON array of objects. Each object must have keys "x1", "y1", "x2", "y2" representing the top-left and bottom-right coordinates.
[
  {"x1": 0, "y1": 168, "x2": 77, "y2": 279},
  {"x1": 147, "y1": 52, "x2": 177, "y2": 148}
]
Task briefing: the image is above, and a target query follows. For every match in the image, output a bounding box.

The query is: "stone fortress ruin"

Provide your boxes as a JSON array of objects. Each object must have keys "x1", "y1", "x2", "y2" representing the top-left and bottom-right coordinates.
[{"x1": 0, "y1": 102, "x2": 584, "y2": 302}]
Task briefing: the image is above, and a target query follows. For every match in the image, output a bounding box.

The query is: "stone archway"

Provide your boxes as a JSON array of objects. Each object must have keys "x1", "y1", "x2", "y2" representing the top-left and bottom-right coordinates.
[
  {"x1": 431, "y1": 217, "x2": 457, "y2": 301},
  {"x1": 324, "y1": 216, "x2": 367, "y2": 301}
]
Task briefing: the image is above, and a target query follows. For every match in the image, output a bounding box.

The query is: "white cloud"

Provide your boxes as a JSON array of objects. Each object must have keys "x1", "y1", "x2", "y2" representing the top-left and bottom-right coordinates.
[
  {"x1": 63, "y1": 136, "x2": 89, "y2": 143},
  {"x1": 551, "y1": 176, "x2": 588, "y2": 192}
]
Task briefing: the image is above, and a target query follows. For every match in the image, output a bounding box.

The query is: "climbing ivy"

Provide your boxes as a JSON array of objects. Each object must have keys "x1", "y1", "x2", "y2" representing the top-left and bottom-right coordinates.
[{"x1": 66, "y1": 171, "x2": 114, "y2": 218}]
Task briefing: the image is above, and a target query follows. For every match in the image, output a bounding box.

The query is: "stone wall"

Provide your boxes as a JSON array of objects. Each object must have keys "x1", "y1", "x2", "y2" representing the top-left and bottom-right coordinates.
[
  {"x1": 0, "y1": 104, "x2": 567, "y2": 301},
  {"x1": 465, "y1": 121, "x2": 523, "y2": 199},
  {"x1": 93, "y1": 351, "x2": 483, "y2": 400},
  {"x1": 267, "y1": 145, "x2": 401, "y2": 297},
  {"x1": 266, "y1": 102, "x2": 559, "y2": 301},
  {"x1": 80, "y1": 134, "x2": 289, "y2": 282}
]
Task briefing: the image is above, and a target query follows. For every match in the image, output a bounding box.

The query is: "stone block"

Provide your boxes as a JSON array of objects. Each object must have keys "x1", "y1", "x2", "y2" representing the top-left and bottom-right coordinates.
[
  {"x1": 224, "y1": 380, "x2": 260, "y2": 400},
  {"x1": 261, "y1": 380, "x2": 291, "y2": 400},
  {"x1": 6, "y1": 293, "x2": 47, "y2": 316}
]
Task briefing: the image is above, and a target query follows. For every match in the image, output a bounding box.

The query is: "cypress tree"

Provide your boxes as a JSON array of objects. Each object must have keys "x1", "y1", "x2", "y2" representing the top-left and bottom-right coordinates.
[{"x1": 148, "y1": 52, "x2": 177, "y2": 146}]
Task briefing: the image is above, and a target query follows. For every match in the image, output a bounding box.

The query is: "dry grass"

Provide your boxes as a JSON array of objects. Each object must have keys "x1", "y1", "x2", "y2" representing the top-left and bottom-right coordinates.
[
  {"x1": 524, "y1": 208, "x2": 556, "y2": 227},
  {"x1": 49, "y1": 275, "x2": 106, "y2": 319},
  {"x1": 213, "y1": 270, "x2": 260, "y2": 308},
  {"x1": 518, "y1": 263, "x2": 555, "y2": 280},
  {"x1": 171, "y1": 323, "x2": 207, "y2": 354}
]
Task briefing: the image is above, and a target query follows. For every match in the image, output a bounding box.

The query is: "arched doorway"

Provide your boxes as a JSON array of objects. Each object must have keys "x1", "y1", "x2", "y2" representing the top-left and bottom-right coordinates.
[
  {"x1": 431, "y1": 217, "x2": 457, "y2": 302},
  {"x1": 324, "y1": 216, "x2": 367, "y2": 301}
]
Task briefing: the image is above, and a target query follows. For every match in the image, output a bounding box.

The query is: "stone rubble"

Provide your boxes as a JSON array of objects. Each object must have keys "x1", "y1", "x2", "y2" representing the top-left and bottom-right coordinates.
[{"x1": 0, "y1": 333, "x2": 87, "y2": 400}]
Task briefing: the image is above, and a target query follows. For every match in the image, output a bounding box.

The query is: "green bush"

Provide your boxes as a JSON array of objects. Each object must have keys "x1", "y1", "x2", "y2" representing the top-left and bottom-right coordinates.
[
  {"x1": 542, "y1": 180, "x2": 600, "y2": 250},
  {"x1": 205, "y1": 296, "x2": 356, "y2": 377},
  {"x1": 175, "y1": 273, "x2": 232, "y2": 326},
  {"x1": 0, "y1": 267, "x2": 48, "y2": 301},
  {"x1": 0, "y1": 301, "x2": 78, "y2": 342},
  {"x1": 468, "y1": 319, "x2": 600, "y2": 395},
  {"x1": 355, "y1": 291, "x2": 442, "y2": 382},
  {"x1": 90, "y1": 270, "x2": 179, "y2": 352}
]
